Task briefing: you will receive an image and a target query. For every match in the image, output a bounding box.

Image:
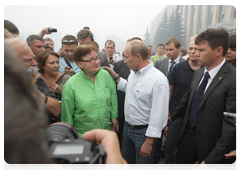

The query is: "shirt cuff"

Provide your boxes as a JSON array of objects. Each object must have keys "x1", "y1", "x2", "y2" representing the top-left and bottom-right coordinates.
[
  {"x1": 117, "y1": 78, "x2": 126, "y2": 91},
  {"x1": 145, "y1": 126, "x2": 163, "y2": 138}
]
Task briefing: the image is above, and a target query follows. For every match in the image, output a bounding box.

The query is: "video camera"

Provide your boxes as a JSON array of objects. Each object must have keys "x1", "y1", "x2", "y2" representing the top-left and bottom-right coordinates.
[{"x1": 45, "y1": 122, "x2": 106, "y2": 164}]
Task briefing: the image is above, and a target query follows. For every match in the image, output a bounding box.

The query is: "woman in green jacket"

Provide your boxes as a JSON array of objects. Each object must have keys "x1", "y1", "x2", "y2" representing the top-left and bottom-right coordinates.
[{"x1": 61, "y1": 44, "x2": 118, "y2": 138}]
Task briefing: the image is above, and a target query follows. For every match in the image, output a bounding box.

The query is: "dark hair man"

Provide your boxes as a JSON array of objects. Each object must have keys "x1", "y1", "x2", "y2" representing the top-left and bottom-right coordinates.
[
  {"x1": 59, "y1": 35, "x2": 79, "y2": 76},
  {"x1": 164, "y1": 40, "x2": 202, "y2": 164},
  {"x1": 151, "y1": 43, "x2": 166, "y2": 66},
  {"x1": 77, "y1": 29, "x2": 110, "y2": 67},
  {"x1": 103, "y1": 40, "x2": 169, "y2": 164},
  {"x1": 148, "y1": 45, "x2": 156, "y2": 59},
  {"x1": 155, "y1": 37, "x2": 185, "y2": 79},
  {"x1": 153, "y1": 37, "x2": 186, "y2": 163},
  {"x1": 26, "y1": 35, "x2": 45, "y2": 59},
  {"x1": 170, "y1": 28, "x2": 236, "y2": 164}
]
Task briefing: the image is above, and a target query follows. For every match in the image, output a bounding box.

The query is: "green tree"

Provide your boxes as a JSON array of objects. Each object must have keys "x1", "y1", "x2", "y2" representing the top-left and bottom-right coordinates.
[
  {"x1": 152, "y1": 10, "x2": 169, "y2": 52},
  {"x1": 172, "y1": 5, "x2": 186, "y2": 48},
  {"x1": 167, "y1": 6, "x2": 186, "y2": 48},
  {"x1": 143, "y1": 26, "x2": 152, "y2": 46}
]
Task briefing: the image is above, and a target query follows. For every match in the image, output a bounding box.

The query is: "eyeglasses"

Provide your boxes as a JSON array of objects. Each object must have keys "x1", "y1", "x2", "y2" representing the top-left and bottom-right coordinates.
[
  {"x1": 62, "y1": 40, "x2": 77, "y2": 45},
  {"x1": 80, "y1": 57, "x2": 101, "y2": 64}
]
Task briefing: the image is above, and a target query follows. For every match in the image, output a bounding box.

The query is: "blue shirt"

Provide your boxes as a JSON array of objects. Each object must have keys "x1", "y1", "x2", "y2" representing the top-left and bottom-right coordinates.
[
  {"x1": 59, "y1": 57, "x2": 80, "y2": 73},
  {"x1": 117, "y1": 62, "x2": 169, "y2": 138}
]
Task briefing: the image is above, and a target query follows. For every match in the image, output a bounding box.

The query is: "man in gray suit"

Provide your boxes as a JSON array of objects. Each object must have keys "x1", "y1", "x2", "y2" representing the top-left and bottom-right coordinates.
[
  {"x1": 153, "y1": 37, "x2": 185, "y2": 163},
  {"x1": 77, "y1": 29, "x2": 110, "y2": 67},
  {"x1": 155, "y1": 37, "x2": 185, "y2": 79}
]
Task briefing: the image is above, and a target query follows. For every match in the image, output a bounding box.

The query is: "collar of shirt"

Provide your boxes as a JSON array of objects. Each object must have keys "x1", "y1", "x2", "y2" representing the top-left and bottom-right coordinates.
[
  {"x1": 199, "y1": 59, "x2": 226, "y2": 93},
  {"x1": 169, "y1": 55, "x2": 181, "y2": 65},
  {"x1": 203, "y1": 58, "x2": 226, "y2": 79},
  {"x1": 133, "y1": 62, "x2": 153, "y2": 76}
]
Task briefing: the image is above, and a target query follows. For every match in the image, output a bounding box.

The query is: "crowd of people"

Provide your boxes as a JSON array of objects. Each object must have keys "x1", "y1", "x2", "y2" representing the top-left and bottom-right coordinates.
[{"x1": 4, "y1": 19, "x2": 236, "y2": 164}]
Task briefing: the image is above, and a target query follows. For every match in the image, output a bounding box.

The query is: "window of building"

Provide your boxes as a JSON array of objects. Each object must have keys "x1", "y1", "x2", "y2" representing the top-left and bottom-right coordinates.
[
  {"x1": 207, "y1": 5, "x2": 214, "y2": 26},
  {"x1": 185, "y1": 6, "x2": 188, "y2": 33},
  {"x1": 218, "y1": 5, "x2": 227, "y2": 22},
  {"x1": 190, "y1": 6, "x2": 195, "y2": 36},
  {"x1": 198, "y1": 5, "x2": 203, "y2": 32}
]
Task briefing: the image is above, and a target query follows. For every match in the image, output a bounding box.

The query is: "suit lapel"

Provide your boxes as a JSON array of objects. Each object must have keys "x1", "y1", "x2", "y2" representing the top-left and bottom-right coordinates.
[
  {"x1": 188, "y1": 68, "x2": 205, "y2": 105},
  {"x1": 198, "y1": 62, "x2": 229, "y2": 111},
  {"x1": 164, "y1": 58, "x2": 169, "y2": 76}
]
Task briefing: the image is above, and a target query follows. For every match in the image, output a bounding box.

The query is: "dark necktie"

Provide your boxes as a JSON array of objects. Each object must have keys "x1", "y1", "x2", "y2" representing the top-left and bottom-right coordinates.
[
  {"x1": 189, "y1": 71, "x2": 210, "y2": 128},
  {"x1": 167, "y1": 60, "x2": 175, "y2": 79}
]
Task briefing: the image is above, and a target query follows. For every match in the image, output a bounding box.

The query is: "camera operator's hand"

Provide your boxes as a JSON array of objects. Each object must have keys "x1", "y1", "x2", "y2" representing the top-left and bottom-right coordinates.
[
  {"x1": 38, "y1": 27, "x2": 53, "y2": 37},
  {"x1": 109, "y1": 59, "x2": 115, "y2": 65},
  {"x1": 82, "y1": 129, "x2": 127, "y2": 164},
  {"x1": 64, "y1": 66, "x2": 75, "y2": 76}
]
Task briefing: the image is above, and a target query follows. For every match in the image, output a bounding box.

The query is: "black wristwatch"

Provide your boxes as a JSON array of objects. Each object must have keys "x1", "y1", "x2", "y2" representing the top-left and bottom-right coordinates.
[
  {"x1": 44, "y1": 95, "x2": 48, "y2": 104},
  {"x1": 114, "y1": 75, "x2": 120, "y2": 81}
]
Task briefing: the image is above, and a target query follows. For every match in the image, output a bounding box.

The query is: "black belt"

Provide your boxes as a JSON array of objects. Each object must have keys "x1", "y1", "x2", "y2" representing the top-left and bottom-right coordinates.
[{"x1": 126, "y1": 122, "x2": 148, "y2": 129}]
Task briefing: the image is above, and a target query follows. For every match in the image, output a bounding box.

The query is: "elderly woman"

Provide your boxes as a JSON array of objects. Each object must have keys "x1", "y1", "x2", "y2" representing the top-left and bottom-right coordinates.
[
  {"x1": 36, "y1": 48, "x2": 71, "y2": 101},
  {"x1": 225, "y1": 35, "x2": 236, "y2": 67},
  {"x1": 61, "y1": 44, "x2": 118, "y2": 138}
]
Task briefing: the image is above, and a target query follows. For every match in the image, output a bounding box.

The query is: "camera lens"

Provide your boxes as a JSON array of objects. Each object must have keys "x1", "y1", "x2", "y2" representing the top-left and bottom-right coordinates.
[{"x1": 45, "y1": 122, "x2": 79, "y2": 143}]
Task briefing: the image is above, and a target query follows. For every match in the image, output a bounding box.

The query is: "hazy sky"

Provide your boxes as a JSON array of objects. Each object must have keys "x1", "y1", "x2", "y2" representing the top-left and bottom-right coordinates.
[{"x1": 4, "y1": 4, "x2": 166, "y2": 52}]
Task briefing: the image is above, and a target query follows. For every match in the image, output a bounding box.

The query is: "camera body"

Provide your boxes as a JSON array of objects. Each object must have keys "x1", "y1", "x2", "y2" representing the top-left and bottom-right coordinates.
[{"x1": 46, "y1": 122, "x2": 106, "y2": 164}]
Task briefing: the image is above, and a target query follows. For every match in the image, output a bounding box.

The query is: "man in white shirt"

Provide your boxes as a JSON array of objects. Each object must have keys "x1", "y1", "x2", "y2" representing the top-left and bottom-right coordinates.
[
  {"x1": 105, "y1": 40, "x2": 122, "y2": 69},
  {"x1": 104, "y1": 39, "x2": 169, "y2": 164}
]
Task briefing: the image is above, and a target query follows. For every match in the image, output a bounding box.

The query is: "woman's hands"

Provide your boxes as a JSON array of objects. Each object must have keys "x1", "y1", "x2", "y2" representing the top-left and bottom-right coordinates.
[{"x1": 51, "y1": 83, "x2": 62, "y2": 94}]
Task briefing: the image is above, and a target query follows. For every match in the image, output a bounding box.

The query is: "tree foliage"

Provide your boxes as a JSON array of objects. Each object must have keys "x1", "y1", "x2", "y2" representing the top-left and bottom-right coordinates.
[
  {"x1": 143, "y1": 26, "x2": 152, "y2": 46},
  {"x1": 152, "y1": 10, "x2": 169, "y2": 52},
  {"x1": 152, "y1": 5, "x2": 186, "y2": 51}
]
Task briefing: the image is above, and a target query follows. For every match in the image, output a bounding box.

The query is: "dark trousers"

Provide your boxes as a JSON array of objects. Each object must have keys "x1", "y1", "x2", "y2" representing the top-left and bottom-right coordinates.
[
  {"x1": 165, "y1": 117, "x2": 183, "y2": 163},
  {"x1": 117, "y1": 117, "x2": 125, "y2": 151},
  {"x1": 176, "y1": 125, "x2": 238, "y2": 170},
  {"x1": 175, "y1": 124, "x2": 198, "y2": 164}
]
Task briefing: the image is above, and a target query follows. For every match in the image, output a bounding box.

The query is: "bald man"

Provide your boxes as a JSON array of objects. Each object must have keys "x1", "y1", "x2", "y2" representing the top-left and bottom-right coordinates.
[
  {"x1": 103, "y1": 39, "x2": 169, "y2": 164},
  {"x1": 5, "y1": 38, "x2": 60, "y2": 117},
  {"x1": 5, "y1": 38, "x2": 37, "y2": 68}
]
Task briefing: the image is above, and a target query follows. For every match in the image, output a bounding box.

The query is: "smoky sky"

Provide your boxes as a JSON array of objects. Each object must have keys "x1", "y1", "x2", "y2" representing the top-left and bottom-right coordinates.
[{"x1": 4, "y1": 4, "x2": 166, "y2": 53}]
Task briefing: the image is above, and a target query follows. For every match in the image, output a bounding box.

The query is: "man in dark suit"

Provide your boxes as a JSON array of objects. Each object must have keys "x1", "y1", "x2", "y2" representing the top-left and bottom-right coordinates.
[
  {"x1": 77, "y1": 29, "x2": 110, "y2": 67},
  {"x1": 155, "y1": 37, "x2": 185, "y2": 78},
  {"x1": 153, "y1": 37, "x2": 185, "y2": 163},
  {"x1": 170, "y1": 28, "x2": 236, "y2": 164},
  {"x1": 113, "y1": 58, "x2": 130, "y2": 150}
]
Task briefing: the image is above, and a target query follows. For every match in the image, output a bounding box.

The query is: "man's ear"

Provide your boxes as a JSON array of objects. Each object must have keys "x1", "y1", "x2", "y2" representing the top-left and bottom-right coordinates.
[
  {"x1": 136, "y1": 53, "x2": 141, "y2": 61},
  {"x1": 216, "y1": 46, "x2": 224, "y2": 57}
]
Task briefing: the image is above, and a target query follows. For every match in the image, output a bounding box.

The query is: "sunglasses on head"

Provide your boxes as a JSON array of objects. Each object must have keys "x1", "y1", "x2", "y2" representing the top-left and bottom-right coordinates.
[{"x1": 62, "y1": 40, "x2": 77, "y2": 45}]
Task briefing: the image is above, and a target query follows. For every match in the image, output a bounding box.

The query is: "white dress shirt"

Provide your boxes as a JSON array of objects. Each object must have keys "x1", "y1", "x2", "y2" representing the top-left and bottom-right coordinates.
[
  {"x1": 168, "y1": 55, "x2": 181, "y2": 71},
  {"x1": 198, "y1": 59, "x2": 226, "y2": 93},
  {"x1": 109, "y1": 54, "x2": 123, "y2": 69},
  {"x1": 117, "y1": 62, "x2": 169, "y2": 138}
]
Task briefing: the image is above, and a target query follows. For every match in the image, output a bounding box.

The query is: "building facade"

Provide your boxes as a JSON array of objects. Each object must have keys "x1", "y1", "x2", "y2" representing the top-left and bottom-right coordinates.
[{"x1": 150, "y1": 5, "x2": 236, "y2": 49}]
